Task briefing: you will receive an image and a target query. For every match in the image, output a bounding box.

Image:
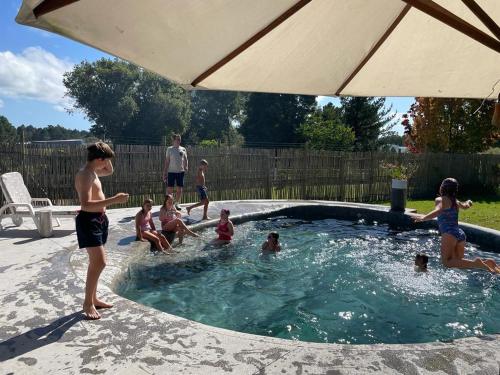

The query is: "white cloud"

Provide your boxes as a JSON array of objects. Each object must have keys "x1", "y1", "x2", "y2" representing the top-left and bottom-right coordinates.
[
  {"x1": 0, "y1": 98, "x2": 4, "y2": 108},
  {"x1": 0, "y1": 47, "x2": 74, "y2": 111}
]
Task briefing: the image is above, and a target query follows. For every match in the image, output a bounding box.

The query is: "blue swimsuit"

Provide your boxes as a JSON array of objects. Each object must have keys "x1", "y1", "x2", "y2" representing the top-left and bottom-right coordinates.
[{"x1": 437, "y1": 204, "x2": 466, "y2": 242}]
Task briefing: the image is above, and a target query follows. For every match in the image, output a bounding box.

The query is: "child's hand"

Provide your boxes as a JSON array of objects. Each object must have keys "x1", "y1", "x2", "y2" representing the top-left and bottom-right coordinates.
[{"x1": 414, "y1": 215, "x2": 424, "y2": 223}]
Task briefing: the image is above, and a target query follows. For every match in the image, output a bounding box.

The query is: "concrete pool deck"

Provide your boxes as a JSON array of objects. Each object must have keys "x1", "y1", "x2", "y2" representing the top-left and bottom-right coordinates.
[{"x1": 0, "y1": 200, "x2": 499, "y2": 374}]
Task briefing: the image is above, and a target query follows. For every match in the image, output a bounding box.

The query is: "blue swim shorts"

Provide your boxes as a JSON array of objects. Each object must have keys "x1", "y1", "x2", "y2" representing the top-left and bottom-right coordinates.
[{"x1": 196, "y1": 185, "x2": 208, "y2": 201}]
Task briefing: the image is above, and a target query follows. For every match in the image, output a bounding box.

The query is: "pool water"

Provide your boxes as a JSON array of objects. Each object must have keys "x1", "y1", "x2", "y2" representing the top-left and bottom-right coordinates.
[{"x1": 116, "y1": 217, "x2": 500, "y2": 344}]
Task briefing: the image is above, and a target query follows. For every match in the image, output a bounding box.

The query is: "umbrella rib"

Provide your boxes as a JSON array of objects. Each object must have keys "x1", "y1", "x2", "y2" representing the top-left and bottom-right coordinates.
[
  {"x1": 33, "y1": 0, "x2": 79, "y2": 18},
  {"x1": 461, "y1": 0, "x2": 500, "y2": 41},
  {"x1": 191, "y1": 0, "x2": 312, "y2": 87},
  {"x1": 401, "y1": 0, "x2": 500, "y2": 53},
  {"x1": 335, "y1": 4, "x2": 412, "y2": 96}
]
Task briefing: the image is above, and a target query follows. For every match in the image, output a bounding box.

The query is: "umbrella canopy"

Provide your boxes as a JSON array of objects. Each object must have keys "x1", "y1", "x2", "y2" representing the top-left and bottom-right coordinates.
[{"x1": 15, "y1": 0, "x2": 500, "y2": 98}]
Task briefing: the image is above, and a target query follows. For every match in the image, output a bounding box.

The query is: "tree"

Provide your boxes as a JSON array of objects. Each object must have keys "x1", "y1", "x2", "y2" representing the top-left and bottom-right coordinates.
[
  {"x1": 63, "y1": 59, "x2": 191, "y2": 144},
  {"x1": 404, "y1": 98, "x2": 499, "y2": 153},
  {"x1": 340, "y1": 97, "x2": 396, "y2": 150},
  {"x1": 378, "y1": 132, "x2": 404, "y2": 146},
  {"x1": 189, "y1": 90, "x2": 247, "y2": 143},
  {"x1": 0, "y1": 116, "x2": 17, "y2": 143},
  {"x1": 239, "y1": 93, "x2": 316, "y2": 146},
  {"x1": 16, "y1": 124, "x2": 90, "y2": 142},
  {"x1": 298, "y1": 103, "x2": 355, "y2": 151}
]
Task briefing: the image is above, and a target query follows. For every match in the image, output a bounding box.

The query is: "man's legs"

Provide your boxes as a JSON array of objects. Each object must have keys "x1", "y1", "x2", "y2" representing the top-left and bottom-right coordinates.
[
  {"x1": 175, "y1": 186, "x2": 183, "y2": 206},
  {"x1": 84, "y1": 246, "x2": 110, "y2": 319}
]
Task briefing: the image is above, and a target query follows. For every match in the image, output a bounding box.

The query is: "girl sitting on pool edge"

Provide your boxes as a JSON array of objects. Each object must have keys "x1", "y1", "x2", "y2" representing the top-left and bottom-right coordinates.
[
  {"x1": 135, "y1": 198, "x2": 174, "y2": 254},
  {"x1": 262, "y1": 232, "x2": 281, "y2": 252},
  {"x1": 212, "y1": 209, "x2": 234, "y2": 245}
]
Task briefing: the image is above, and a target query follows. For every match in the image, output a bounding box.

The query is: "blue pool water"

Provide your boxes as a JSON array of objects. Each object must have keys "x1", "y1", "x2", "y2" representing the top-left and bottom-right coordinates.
[{"x1": 116, "y1": 217, "x2": 500, "y2": 344}]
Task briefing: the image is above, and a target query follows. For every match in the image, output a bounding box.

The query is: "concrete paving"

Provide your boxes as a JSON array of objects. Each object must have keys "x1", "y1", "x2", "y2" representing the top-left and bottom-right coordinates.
[{"x1": 0, "y1": 200, "x2": 499, "y2": 374}]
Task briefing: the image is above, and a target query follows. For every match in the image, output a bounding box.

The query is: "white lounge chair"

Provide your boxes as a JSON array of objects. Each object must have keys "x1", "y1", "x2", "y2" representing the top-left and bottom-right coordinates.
[{"x1": 0, "y1": 172, "x2": 78, "y2": 234}]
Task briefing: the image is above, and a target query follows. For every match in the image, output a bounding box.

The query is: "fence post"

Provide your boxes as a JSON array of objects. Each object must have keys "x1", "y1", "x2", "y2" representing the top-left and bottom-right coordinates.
[
  {"x1": 21, "y1": 130, "x2": 26, "y2": 180},
  {"x1": 338, "y1": 152, "x2": 346, "y2": 201},
  {"x1": 266, "y1": 150, "x2": 273, "y2": 199}
]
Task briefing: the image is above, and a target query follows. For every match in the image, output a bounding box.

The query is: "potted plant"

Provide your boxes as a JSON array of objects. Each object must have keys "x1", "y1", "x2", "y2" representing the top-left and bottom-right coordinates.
[{"x1": 382, "y1": 162, "x2": 416, "y2": 212}]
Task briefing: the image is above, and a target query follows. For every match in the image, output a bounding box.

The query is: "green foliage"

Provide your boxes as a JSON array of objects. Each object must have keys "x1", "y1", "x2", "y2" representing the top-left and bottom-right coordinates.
[
  {"x1": 16, "y1": 124, "x2": 89, "y2": 142},
  {"x1": 299, "y1": 104, "x2": 355, "y2": 151},
  {"x1": 63, "y1": 59, "x2": 191, "y2": 144},
  {"x1": 189, "y1": 90, "x2": 247, "y2": 142},
  {"x1": 406, "y1": 98, "x2": 498, "y2": 153},
  {"x1": 378, "y1": 132, "x2": 404, "y2": 146},
  {"x1": 0, "y1": 116, "x2": 17, "y2": 143},
  {"x1": 199, "y1": 139, "x2": 219, "y2": 147},
  {"x1": 340, "y1": 97, "x2": 396, "y2": 151},
  {"x1": 381, "y1": 162, "x2": 417, "y2": 180},
  {"x1": 239, "y1": 93, "x2": 316, "y2": 145}
]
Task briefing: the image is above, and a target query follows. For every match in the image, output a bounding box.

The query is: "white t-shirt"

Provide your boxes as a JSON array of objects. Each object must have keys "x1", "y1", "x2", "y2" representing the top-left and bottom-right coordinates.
[{"x1": 166, "y1": 146, "x2": 187, "y2": 173}]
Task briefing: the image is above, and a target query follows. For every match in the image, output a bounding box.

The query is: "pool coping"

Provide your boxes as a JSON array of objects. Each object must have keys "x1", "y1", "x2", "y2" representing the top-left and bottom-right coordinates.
[{"x1": 1, "y1": 199, "x2": 499, "y2": 374}]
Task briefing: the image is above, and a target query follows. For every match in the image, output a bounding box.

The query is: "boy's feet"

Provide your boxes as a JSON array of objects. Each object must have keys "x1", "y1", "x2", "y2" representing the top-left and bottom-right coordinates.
[
  {"x1": 94, "y1": 299, "x2": 113, "y2": 309},
  {"x1": 83, "y1": 303, "x2": 101, "y2": 320},
  {"x1": 186, "y1": 207, "x2": 191, "y2": 215},
  {"x1": 202, "y1": 216, "x2": 211, "y2": 221}
]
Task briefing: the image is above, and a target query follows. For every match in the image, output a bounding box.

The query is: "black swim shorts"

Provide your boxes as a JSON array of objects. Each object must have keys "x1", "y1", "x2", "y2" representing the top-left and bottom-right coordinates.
[{"x1": 75, "y1": 211, "x2": 109, "y2": 249}]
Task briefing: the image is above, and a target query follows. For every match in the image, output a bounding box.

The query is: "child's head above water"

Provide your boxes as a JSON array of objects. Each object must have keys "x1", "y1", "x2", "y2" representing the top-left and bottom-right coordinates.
[
  {"x1": 415, "y1": 253, "x2": 429, "y2": 271},
  {"x1": 220, "y1": 209, "x2": 230, "y2": 220},
  {"x1": 268, "y1": 232, "x2": 279, "y2": 242},
  {"x1": 439, "y1": 178, "x2": 458, "y2": 201}
]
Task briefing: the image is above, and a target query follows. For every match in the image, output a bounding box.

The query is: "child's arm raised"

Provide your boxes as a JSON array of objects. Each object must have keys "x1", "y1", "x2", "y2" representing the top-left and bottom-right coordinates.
[
  {"x1": 457, "y1": 200, "x2": 473, "y2": 209},
  {"x1": 414, "y1": 197, "x2": 443, "y2": 222}
]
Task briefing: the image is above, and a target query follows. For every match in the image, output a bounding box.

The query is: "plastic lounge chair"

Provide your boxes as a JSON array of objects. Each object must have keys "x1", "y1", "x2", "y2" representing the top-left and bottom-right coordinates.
[{"x1": 0, "y1": 172, "x2": 78, "y2": 233}]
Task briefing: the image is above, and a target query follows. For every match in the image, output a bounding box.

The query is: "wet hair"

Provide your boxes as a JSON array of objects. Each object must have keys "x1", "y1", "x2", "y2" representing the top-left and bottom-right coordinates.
[
  {"x1": 415, "y1": 253, "x2": 429, "y2": 268},
  {"x1": 221, "y1": 208, "x2": 230, "y2": 216},
  {"x1": 439, "y1": 178, "x2": 458, "y2": 205},
  {"x1": 268, "y1": 232, "x2": 279, "y2": 241},
  {"x1": 200, "y1": 159, "x2": 208, "y2": 166},
  {"x1": 162, "y1": 194, "x2": 174, "y2": 209},
  {"x1": 87, "y1": 142, "x2": 114, "y2": 161},
  {"x1": 141, "y1": 198, "x2": 153, "y2": 213}
]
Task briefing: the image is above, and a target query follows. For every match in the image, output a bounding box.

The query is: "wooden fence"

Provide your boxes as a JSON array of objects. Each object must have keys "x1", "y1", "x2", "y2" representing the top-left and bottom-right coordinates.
[{"x1": 0, "y1": 143, "x2": 499, "y2": 207}]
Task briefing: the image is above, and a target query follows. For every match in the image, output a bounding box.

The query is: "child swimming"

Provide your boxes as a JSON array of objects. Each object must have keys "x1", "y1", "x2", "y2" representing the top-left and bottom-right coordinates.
[
  {"x1": 414, "y1": 178, "x2": 499, "y2": 273},
  {"x1": 414, "y1": 253, "x2": 428, "y2": 272},
  {"x1": 135, "y1": 198, "x2": 174, "y2": 254},
  {"x1": 261, "y1": 232, "x2": 281, "y2": 252},
  {"x1": 212, "y1": 209, "x2": 234, "y2": 246}
]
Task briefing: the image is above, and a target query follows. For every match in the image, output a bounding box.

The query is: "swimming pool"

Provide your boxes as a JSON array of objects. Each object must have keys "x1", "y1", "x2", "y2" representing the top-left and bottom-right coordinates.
[{"x1": 115, "y1": 217, "x2": 500, "y2": 344}]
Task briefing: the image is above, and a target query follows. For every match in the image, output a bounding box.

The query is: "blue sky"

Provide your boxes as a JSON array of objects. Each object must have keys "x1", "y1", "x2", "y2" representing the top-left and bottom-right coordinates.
[{"x1": 1, "y1": 0, "x2": 413, "y2": 133}]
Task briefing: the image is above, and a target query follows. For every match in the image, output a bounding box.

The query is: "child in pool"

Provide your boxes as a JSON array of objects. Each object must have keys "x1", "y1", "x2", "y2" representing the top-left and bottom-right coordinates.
[
  {"x1": 159, "y1": 194, "x2": 199, "y2": 245},
  {"x1": 414, "y1": 178, "x2": 499, "y2": 273},
  {"x1": 212, "y1": 209, "x2": 234, "y2": 245},
  {"x1": 414, "y1": 253, "x2": 429, "y2": 272},
  {"x1": 262, "y1": 231, "x2": 281, "y2": 252},
  {"x1": 135, "y1": 198, "x2": 174, "y2": 254}
]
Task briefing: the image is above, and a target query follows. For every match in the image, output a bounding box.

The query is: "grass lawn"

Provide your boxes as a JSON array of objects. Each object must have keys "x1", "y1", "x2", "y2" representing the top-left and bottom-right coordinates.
[{"x1": 381, "y1": 196, "x2": 500, "y2": 231}]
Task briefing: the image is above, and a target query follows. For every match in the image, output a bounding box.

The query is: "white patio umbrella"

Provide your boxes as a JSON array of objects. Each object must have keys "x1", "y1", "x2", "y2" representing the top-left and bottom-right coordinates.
[{"x1": 15, "y1": 0, "x2": 500, "y2": 98}]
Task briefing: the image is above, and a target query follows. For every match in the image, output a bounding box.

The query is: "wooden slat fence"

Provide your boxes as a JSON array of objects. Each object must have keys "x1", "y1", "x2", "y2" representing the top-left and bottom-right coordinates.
[{"x1": 0, "y1": 143, "x2": 498, "y2": 207}]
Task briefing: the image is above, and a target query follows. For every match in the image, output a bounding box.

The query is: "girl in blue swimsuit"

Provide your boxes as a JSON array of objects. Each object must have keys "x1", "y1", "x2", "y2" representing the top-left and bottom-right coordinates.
[{"x1": 415, "y1": 178, "x2": 499, "y2": 273}]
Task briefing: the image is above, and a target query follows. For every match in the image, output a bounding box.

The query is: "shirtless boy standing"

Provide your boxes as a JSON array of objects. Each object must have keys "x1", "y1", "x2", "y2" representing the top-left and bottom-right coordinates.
[
  {"x1": 186, "y1": 159, "x2": 209, "y2": 220},
  {"x1": 75, "y1": 142, "x2": 129, "y2": 319}
]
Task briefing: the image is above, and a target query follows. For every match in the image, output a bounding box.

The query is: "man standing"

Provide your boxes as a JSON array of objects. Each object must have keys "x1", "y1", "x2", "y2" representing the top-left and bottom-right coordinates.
[
  {"x1": 163, "y1": 134, "x2": 188, "y2": 210},
  {"x1": 75, "y1": 142, "x2": 129, "y2": 319}
]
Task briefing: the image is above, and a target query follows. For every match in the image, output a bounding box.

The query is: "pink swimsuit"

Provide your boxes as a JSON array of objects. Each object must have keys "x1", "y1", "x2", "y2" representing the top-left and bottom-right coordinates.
[
  {"x1": 140, "y1": 211, "x2": 151, "y2": 231},
  {"x1": 217, "y1": 221, "x2": 232, "y2": 241}
]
